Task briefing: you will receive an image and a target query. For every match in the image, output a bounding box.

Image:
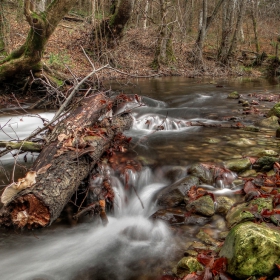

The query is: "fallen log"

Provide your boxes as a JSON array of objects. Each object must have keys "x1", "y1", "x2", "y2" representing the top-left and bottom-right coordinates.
[{"x1": 0, "y1": 92, "x2": 133, "y2": 229}]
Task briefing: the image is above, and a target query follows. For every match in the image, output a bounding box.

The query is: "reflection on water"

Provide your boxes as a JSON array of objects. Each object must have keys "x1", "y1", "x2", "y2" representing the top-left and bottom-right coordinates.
[{"x1": 0, "y1": 77, "x2": 280, "y2": 279}]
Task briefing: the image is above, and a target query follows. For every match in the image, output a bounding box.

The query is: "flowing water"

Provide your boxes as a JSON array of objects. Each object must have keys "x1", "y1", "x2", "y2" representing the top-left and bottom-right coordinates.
[{"x1": 0, "y1": 77, "x2": 280, "y2": 280}]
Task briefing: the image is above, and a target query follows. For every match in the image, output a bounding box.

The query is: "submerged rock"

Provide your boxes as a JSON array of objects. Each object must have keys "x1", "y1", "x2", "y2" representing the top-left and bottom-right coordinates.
[
  {"x1": 186, "y1": 195, "x2": 215, "y2": 217},
  {"x1": 257, "y1": 115, "x2": 279, "y2": 129},
  {"x1": 227, "y1": 138, "x2": 256, "y2": 147},
  {"x1": 224, "y1": 158, "x2": 251, "y2": 173},
  {"x1": 226, "y1": 197, "x2": 273, "y2": 228},
  {"x1": 220, "y1": 222, "x2": 280, "y2": 278},
  {"x1": 156, "y1": 176, "x2": 199, "y2": 208}
]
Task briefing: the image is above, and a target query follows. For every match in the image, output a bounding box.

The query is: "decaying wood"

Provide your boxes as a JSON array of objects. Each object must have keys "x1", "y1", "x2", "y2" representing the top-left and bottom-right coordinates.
[{"x1": 0, "y1": 92, "x2": 133, "y2": 229}]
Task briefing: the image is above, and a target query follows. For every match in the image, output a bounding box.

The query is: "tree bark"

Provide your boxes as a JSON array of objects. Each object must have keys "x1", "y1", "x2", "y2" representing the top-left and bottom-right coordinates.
[
  {"x1": 151, "y1": 0, "x2": 175, "y2": 70},
  {"x1": 92, "y1": 0, "x2": 134, "y2": 50},
  {"x1": 0, "y1": 93, "x2": 133, "y2": 229},
  {"x1": 0, "y1": 0, "x2": 77, "y2": 82}
]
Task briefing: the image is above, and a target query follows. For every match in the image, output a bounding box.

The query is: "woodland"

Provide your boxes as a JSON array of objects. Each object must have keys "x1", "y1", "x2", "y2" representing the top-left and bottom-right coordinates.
[{"x1": 1, "y1": 0, "x2": 280, "y2": 279}]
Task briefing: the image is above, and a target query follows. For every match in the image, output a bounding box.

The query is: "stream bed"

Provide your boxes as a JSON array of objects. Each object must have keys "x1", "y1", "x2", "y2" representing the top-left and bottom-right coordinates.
[{"x1": 0, "y1": 77, "x2": 280, "y2": 280}]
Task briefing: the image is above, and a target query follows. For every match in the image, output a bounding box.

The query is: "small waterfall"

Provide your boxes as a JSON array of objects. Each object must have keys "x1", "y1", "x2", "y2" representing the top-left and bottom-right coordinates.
[{"x1": 0, "y1": 167, "x2": 171, "y2": 280}]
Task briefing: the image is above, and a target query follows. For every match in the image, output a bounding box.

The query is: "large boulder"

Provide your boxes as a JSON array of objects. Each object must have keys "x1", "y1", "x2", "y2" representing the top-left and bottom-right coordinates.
[{"x1": 220, "y1": 222, "x2": 280, "y2": 278}]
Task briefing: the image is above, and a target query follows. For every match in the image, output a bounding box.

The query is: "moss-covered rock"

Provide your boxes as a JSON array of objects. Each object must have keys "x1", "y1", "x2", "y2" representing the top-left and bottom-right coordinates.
[
  {"x1": 227, "y1": 91, "x2": 240, "y2": 99},
  {"x1": 224, "y1": 158, "x2": 251, "y2": 173},
  {"x1": 219, "y1": 222, "x2": 280, "y2": 278},
  {"x1": 253, "y1": 156, "x2": 279, "y2": 171},
  {"x1": 267, "y1": 102, "x2": 280, "y2": 118},
  {"x1": 172, "y1": 256, "x2": 204, "y2": 278},
  {"x1": 226, "y1": 197, "x2": 273, "y2": 228},
  {"x1": 186, "y1": 195, "x2": 215, "y2": 217},
  {"x1": 215, "y1": 196, "x2": 235, "y2": 216}
]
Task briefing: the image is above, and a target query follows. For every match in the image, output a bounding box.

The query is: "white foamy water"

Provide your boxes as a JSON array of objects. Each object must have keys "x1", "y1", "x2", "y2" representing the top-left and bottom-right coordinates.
[{"x1": 0, "y1": 168, "x2": 172, "y2": 280}]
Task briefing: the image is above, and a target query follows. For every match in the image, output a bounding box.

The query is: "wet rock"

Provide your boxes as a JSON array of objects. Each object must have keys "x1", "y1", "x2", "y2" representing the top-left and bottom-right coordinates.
[
  {"x1": 150, "y1": 208, "x2": 186, "y2": 225},
  {"x1": 267, "y1": 102, "x2": 280, "y2": 118},
  {"x1": 191, "y1": 241, "x2": 217, "y2": 252},
  {"x1": 239, "y1": 169, "x2": 257, "y2": 177},
  {"x1": 243, "y1": 125, "x2": 260, "y2": 132},
  {"x1": 227, "y1": 138, "x2": 256, "y2": 147},
  {"x1": 156, "y1": 176, "x2": 199, "y2": 207},
  {"x1": 224, "y1": 158, "x2": 251, "y2": 172},
  {"x1": 215, "y1": 196, "x2": 235, "y2": 216},
  {"x1": 257, "y1": 149, "x2": 278, "y2": 157},
  {"x1": 226, "y1": 197, "x2": 273, "y2": 228},
  {"x1": 164, "y1": 166, "x2": 187, "y2": 182},
  {"x1": 257, "y1": 116, "x2": 279, "y2": 129},
  {"x1": 227, "y1": 91, "x2": 240, "y2": 99},
  {"x1": 186, "y1": 195, "x2": 215, "y2": 217},
  {"x1": 220, "y1": 222, "x2": 280, "y2": 278},
  {"x1": 196, "y1": 229, "x2": 219, "y2": 247},
  {"x1": 253, "y1": 156, "x2": 279, "y2": 172},
  {"x1": 205, "y1": 137, "x2": 221, "y2": 144},
  {"x1": 172, "y1": 256, "x2": 204, "y2": 278},
  {"x1": 187, "y1": 163, "x2": 235, "y2": 187}
]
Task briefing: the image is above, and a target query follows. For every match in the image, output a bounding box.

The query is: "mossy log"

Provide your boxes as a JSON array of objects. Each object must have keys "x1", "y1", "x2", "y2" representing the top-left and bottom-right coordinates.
[
  {"x1": 0, "y1": 93, "x2": 133, "y2": 229},
  {"x1": 0, "y1": 141, "x2": 42, "y2": 152}
]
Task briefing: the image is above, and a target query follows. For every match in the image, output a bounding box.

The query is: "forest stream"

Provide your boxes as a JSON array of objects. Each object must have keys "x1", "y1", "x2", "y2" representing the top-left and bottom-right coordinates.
[{"x1": 0, "y1": 77, "x2": 280, "y2": 280}]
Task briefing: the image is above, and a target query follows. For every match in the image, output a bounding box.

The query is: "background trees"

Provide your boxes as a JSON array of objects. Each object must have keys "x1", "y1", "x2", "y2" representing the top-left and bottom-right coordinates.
[{"x1": 1, "y1": 0, "x2": 280, "y2": 84}]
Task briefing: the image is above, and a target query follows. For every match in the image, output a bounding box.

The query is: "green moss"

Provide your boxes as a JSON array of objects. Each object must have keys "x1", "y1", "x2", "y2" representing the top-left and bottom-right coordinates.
[{"x1": 220, "y1": 222, "x2": 280, "y2": 278}]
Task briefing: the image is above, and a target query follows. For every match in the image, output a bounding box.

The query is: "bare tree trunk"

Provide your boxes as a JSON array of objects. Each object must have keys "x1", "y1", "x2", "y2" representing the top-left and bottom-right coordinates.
[
  {"x1": 0, "y1": 1, "x2": 8, "y2": 54},
  {"x1": 227, "y1": 0, "x2": 246, "y2": 61},
  {"x1": 151, "y1": 0, "x2": 175, "y2": 70},
  {"x1": 218, "y1": 0, "x2": 235, "y2": 64},
  {"x1": 143, "y1": 0, "x2": 149, "y2": 30},
  {"x1": 251, "y1": 0, "x2": 260, "y2": 53},
  {"x1": 0, "y1": 0, "x2": 78, "y2": 82},
  {"x1": 191, "y1": 0, "x2": 225, "y2": 68}
]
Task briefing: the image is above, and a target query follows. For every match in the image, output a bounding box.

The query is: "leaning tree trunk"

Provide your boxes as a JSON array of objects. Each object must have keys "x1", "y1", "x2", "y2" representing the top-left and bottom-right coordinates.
[
  {"x1": 0, "y1": 93, "x2": 133, "y2": 229},
  {"x1": 92, "y1": 0, "x2": 134, "y2": 50},
  {"x1": 0, "y1": 0, "x2": 77, "y2": 82},
  {"x1": 227, "y1": 0, "x2": 246, "y2": 62},
  {"x1": 190, "y1": 0, "x2": 225, "y2": 67}
]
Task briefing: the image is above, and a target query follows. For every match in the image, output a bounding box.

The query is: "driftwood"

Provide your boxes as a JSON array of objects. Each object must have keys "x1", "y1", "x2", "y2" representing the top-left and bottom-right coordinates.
[{"x1": 0, "y1": 92, "x2": 133, "y2": 229}]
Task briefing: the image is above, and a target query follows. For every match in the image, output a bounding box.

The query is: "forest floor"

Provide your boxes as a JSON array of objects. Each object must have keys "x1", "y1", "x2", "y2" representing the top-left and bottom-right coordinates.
[{"x1": 3, "y1": 13, "x2": 270, "y2": 86}]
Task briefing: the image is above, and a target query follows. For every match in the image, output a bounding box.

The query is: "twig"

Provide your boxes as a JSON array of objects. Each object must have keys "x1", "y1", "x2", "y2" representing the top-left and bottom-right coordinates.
[
  {"x1": 51, "y1": 64, "x2": 110, "y2": 121},
  {"x1": 73, "y1": 202, "x2": 98, "y2": 220}
]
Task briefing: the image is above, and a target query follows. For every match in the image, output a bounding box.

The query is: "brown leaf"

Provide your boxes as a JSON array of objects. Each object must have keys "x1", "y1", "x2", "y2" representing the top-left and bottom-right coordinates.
[{"x1": 37, "y1": 164, "x2": 52, "y2": 175}]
